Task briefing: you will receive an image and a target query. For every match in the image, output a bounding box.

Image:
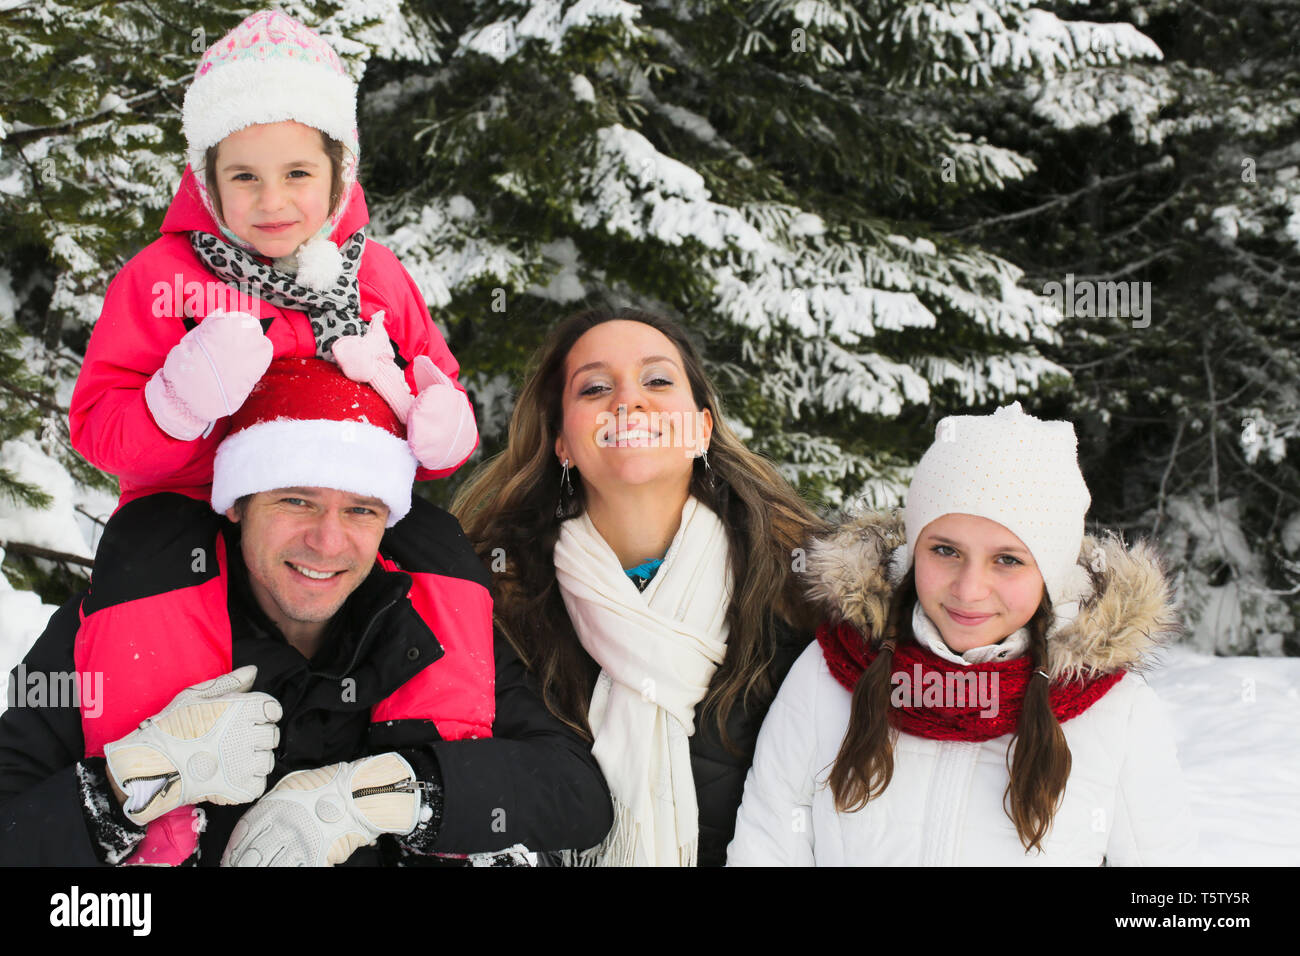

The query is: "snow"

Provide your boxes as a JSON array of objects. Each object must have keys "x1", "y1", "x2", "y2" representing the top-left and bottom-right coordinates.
[
  {"x1": 0, "y1": 436, "x2": 105, "y2": 716},
  {"x1": 458, "y1": 0, "x2": 643, "y2": 63},
  {"x1": 921, "y1": 351, "x2": 1070, "y2": 406},
  {"x1": 1145, "y1": 645, "x2": 1300, "y2": 865},
  {"x1": 460, "y1": 371, "x2": 516, "y2": 444},
  {"x1": 370, "y1": 197, "x2": 526, "y2": 311},
  {"x1": 1156, "y1": 495, "x2": 1295, "y2": 656},
  {"x1": 0, "y1": 555, "x2": 61, "y2": 709},
  {"x1": 1029, "y1": 66, "x2": 1179, "y2": 143},
  {"x1": 323, "y1": 0, "x2": 441, "y2": 67},
  {"x1": 575, "y1": 124, "x2": 767, "y2": 253},
  {"x1": 570, "y1": 73, "x2": 596, "y2": 104},
  {"x1": 788, "y1": 0, "x2": 851, "y2": 30},
  {"x1": 948, "y1": 136, "x2": 1037, "y2": 188},
  {"x1": 51, "y1": 232, "x2": 100, "y2": 275},
  {"x1": 0, "y1": 438, "x2": 93, "y2": 560},
  {"x1": 526, "y1": 238, "x2": 588, "y2": 304}
]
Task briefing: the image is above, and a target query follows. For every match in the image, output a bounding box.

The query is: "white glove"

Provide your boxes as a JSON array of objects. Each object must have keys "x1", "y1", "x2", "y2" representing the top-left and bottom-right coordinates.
[
  {"x1": 103, "y1": 665, "x2": 281, "y2": 825},
  {"x1": 220, "y1": 752, "x2": 423, "y2": 867}
]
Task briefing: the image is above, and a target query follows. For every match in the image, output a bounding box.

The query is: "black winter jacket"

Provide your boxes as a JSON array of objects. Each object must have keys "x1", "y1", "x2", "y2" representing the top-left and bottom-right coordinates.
[
  {"x1": 685, "y1": 618, "x2": 810, "y2": 867},
  {"x1": 0, "y1": 494, "x2": 612, "y2": 865}
]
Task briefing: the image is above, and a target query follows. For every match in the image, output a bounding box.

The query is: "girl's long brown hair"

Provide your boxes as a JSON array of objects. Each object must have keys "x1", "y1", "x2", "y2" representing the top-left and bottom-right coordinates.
[
  {"x1": 827, "y1": 570, "x2": 1072, "y2": 853},
  {"x1": 453, "y1": 307, "x2": 827, "y2": 744}
]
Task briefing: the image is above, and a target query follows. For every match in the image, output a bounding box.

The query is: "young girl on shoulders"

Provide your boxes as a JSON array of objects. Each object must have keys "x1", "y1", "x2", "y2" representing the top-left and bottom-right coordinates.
[{"x1": 70, "y1": 10, "x2": 477, "y2": 508}]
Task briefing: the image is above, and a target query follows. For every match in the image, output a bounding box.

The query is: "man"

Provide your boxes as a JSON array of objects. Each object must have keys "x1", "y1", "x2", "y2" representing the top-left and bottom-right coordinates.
[{"x1": 0, "y1": 358, "x2": 611, "y2": 865}]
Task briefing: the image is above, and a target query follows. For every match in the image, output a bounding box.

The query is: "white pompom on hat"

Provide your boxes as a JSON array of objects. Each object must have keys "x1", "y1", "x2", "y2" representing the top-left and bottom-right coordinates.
[
  {"x1": 891, "y1": 402, "x2": 1093, "y2": 609},
  {"x1": 211, "y1": 358, "x2": 418, "y2": 527},
  {"x1": 182, "y1": 10, "x2": 360, "y2": 287}
]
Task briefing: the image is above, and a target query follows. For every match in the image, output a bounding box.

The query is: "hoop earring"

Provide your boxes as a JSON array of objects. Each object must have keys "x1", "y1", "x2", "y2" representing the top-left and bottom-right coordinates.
[{"x1": 555, "y1": 458, "x2": 575, "y2": 518}]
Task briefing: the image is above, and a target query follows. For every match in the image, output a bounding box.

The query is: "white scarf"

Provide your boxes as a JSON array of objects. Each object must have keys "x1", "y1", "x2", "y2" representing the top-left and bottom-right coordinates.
[
  {"x1": 553, "y1": 496, "x2": 733, "y2": 866},
  {"x1": 911, "y1": 602, "x2": 1029, "y2": 666}
]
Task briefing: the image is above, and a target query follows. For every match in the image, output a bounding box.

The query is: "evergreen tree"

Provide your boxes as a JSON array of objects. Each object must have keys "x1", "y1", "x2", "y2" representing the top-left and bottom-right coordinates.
[
  {"x1": 361, "y1": 0, "x2": 1161, "y2": 509},
  {"x1": 950, "y1": 0, "x2": 1300, "y2": 654},
  {"x1": 1, "y1": 0, "x2": 1162, "y2": 612}
]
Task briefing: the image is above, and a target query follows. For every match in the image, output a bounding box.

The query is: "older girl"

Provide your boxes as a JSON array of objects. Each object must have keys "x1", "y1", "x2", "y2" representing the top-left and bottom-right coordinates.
[
  {"x1": 454, "y1": 307, "x2": 826, "y2": 866},
  {"x1": 728, "y1": 403, "x2": 1198, "y2": 865}
]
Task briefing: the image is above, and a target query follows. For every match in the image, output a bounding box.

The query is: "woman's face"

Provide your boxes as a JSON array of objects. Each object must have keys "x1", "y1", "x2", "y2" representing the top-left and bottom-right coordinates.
[
  {"x1": 913, "y1": 513, "x2": 1045, "y2": 653},
  {"x1": 555, "y1": 320, "x2": 713, "y2": 505}
]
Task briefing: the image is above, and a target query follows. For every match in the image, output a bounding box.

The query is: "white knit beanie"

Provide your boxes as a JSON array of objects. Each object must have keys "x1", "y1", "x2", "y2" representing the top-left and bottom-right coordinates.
[
  {"x1": 182, "y1": 10, "x2": 360, "y2": 288},
  {"x1": 892, "y1": 402, "x2": 1092, "y2": 609}
]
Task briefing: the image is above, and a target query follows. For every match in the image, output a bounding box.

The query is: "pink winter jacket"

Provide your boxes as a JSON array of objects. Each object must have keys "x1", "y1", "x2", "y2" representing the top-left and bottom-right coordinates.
[{"x1": 70, "y1": 167, "x2": 475, "y2": 509}]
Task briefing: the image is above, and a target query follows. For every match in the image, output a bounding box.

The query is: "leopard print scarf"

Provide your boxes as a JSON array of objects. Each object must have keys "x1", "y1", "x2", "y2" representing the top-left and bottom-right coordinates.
[{"x1": 189, "y1": 229, "x2": 367, "y2": 360}]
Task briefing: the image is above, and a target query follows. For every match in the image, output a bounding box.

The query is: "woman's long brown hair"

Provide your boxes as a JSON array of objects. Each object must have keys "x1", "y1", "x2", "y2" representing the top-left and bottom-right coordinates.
[
  {"x1": 828, "y1": 570, "x2": 1072, "y2": 852},
  {"x1": 452, "y1": 307, "x2": 828, "y2": 745}
]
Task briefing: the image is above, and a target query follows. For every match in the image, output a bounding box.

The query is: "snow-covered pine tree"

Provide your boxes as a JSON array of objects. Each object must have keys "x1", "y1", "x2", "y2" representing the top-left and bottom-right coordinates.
[
  {"x1": 0, "y1": 0, "x2": 430, "y2": 607},
  {"x1": 947, "y1": 0, "x2": 1300, "y2": 655},
  {"x1": 355, "y1": 0, "x2": 1163, "y2": 510},
  {"x1": 0, "y1": 0, "x2": 1161, "y2": 615}
]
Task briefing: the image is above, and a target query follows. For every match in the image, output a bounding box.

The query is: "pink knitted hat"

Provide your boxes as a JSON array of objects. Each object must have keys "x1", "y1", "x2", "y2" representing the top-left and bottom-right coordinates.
[{"x1": 182, "y1": 10, "x2": 360, "y2": 287}]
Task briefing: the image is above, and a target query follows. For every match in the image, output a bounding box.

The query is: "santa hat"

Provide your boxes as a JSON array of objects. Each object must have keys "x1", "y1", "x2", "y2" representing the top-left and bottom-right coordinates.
[
  {"x1": 891, "y1": 402, "x2": 1093, "y2": 610},
  {"x1": 211, "y1": 359, "x2": 418, "y2": 527},
  {"x1": 182, "y1": 10, "x2": 360, "y2": 288}
]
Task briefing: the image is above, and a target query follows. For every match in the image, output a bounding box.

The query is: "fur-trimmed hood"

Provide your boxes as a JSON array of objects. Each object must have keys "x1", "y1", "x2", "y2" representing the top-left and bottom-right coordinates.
[{"x1": 805, "y1": 511, "x2": 1180, "y2": 681}]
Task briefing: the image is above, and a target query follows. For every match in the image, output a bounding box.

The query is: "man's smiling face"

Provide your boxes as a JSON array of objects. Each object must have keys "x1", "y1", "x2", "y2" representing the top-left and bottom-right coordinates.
[{"x1": 228, "y1": 487, "x2": 389, "y2": 645}]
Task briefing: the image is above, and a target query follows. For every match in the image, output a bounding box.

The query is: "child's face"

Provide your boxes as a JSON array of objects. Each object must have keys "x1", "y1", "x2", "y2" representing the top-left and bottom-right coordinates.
[
  {"x1": 913, "y1": 513, "x2": 1045, "y2": 653},
  {"x1": 213, "y1": 121, "x2": 333, "y2": 259}
]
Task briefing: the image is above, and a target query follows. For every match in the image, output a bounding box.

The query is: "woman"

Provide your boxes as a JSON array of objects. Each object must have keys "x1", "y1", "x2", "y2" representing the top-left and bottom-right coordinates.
[
  {"x1": 454, "y1": 307, "x2": 827, "y2": 866},
  {"x1": 727, "y1": 403, "x2": 1199, "y2": 865}
]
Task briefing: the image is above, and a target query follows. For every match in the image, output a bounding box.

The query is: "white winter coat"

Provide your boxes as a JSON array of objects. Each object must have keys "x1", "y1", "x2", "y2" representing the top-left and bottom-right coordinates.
[{"x1": 726, "y1": 512, "x2": 1200, "y2": 867}]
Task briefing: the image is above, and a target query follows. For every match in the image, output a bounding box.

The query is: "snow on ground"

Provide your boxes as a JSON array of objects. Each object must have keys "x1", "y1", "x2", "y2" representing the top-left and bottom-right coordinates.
[
  {"x1": 1145, "y1": 644, "x2": 1300, "y2": 865},
  {"x1": 0, "y1": 435, "x2": 110, "y2": 714},
  {"x1": 0, "y1": 555, "x2": 62, "y2": 705}
]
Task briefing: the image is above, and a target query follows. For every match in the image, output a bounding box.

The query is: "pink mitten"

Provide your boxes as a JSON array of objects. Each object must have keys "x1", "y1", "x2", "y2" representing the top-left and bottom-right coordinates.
[
  {"x1": 125, "y1": 807, "x2": 201, "y2": 867},
  {"x1": 330, "y1": 312, "x2": 414, "y2": 423},
  {"x1": 407, "y1": 356, "x2": 479, "y2": 471},
  {"x1": 144, "y1": 311, "x2": 273, "y2": 440}
]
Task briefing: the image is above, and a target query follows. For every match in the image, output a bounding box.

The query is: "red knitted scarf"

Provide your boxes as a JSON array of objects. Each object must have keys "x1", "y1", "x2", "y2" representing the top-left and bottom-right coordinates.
[{"x1": 817, "y1": 620, "x2": 1124, "y2": 742}]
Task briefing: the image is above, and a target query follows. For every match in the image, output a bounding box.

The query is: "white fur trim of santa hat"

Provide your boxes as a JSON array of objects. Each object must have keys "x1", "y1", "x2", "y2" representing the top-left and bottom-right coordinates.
[
  {"x1": 212, "y1": 417, "x2": 417, "y2": 527},
  {"x1": 892, "y1": 401, "x2": 1093, "y2": 608}
]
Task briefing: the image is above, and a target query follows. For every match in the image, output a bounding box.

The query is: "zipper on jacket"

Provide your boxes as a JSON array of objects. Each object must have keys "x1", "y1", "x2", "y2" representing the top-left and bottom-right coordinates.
[
  {"x1": 324, "y1": 596, "x2": 399, "y2": 682},
  {"x1": 122, "y1": 771, "x2": 182, "y2": 814},
  {"x1": 351, "y1": 776, "x2": 434, "y2": 800}
]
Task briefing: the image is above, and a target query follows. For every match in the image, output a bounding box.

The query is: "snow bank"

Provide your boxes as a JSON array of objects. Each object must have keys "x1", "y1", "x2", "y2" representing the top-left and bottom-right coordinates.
[
  {"x1": 1146, "y1": 645, "x2": 1300, "y2": 865},
  {"x1": 0, "y1": 554, "x2": 61, "y2": 714},
  {"x1": 0, "y1": 436, "x2": 110, "y2": 717}
]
